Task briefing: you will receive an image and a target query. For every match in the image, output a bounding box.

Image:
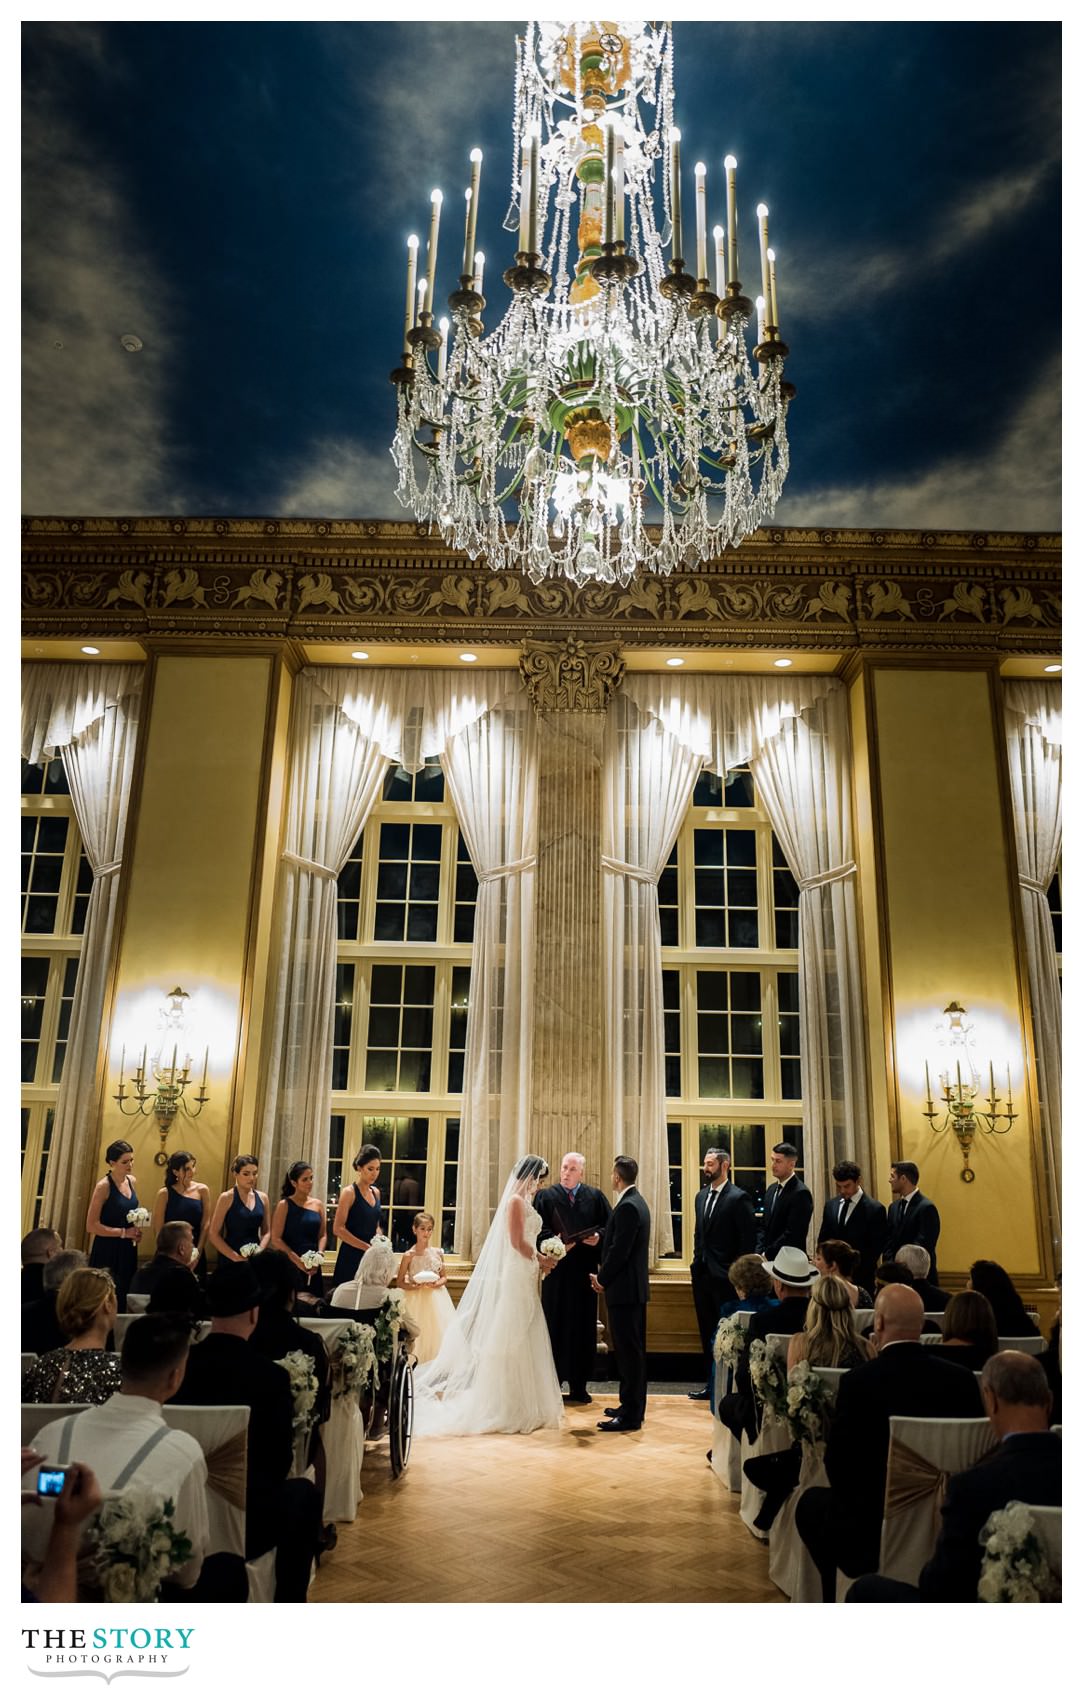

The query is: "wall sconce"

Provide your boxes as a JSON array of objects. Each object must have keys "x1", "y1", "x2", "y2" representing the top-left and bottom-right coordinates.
[
  {"x1": 922, "y1": 1000, "x2": 1016, "y2": 1183},
  {"x1": 113, "y1": 986, "x2": 209, "y2": 1164}
]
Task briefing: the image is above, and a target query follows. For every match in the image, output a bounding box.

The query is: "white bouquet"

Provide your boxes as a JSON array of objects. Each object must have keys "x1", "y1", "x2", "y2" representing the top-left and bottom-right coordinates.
[
  {"x1": 239, "y1": 1242, "x2": 261, "y2": 1259},
  {"x1": 712, "y1": 1314, "x2": 746, "y2": 1370},
  {"x1": 126, "y1": 1207, "x2": 151, "y2": 1228},
  {"x1": 978, "y1": 1502, "x2": 1060, "y2": 1602},
  {"x1": 539, "y1": 1236, "x2": 567, "y2": 1262},
  {"x1": 275, "y1": 1349, "x2": 320, "y2": 1433},
  {"x1": 91, "y1": 1489, "x2": 192, "y2": 1603},
  {"x1": 301, "y1": 1249, "x2": 323, "y2": 1271},
  {"x1": 333, "y1": 1321, "x2": 377, "y2": 1400},
  {"x1": 783, "y1": 1358, "x2": 832, "y2": 1448},
  {"x1": 748, "y1": 1337, "x2": 789, "y2": 1421}
]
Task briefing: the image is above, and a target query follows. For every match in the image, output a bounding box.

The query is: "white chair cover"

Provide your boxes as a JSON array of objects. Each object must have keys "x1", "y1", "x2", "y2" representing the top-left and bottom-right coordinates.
[
  {"x1": 162, "y1": 1405, "x2": 248, "y2": 1559},
  {"x1": 767, "y1": 1366, "x2": 847, "y2": 1601},
  {"x1": 879, "y1": 1415, "x2": 995, "y2": 1584},
  {"x1": 246, "y1": 1547, "x2": 277, "y2": 1603},
  {"x1": 923, "y1": 1312, "x2": 945, "y2": 1328},
  {"x1": 997, "y1": 1335, "x2": 1046, "y2": 1356},
  {"x1": 126, "y1": 1293, "x2": 151, "y2": 1313},
  {"x1": 23, "y1": 1403, "x2": 90, "y2": 1450},
  {"x1": 300, "y1": 1316, "x2": 367, "y2": 1524},
  {"x1": 709, "y1": 1314, "x2": 751, "y2": 1494},
  {"x1": 112, "y1": 1314, "x2": 212, "y2": 1350},
  {"x1": 1025, "y1": 1504, "x2": 1062, "y2": 1585},
  {"x1": 739, "y1": 1407, "x2": 792, "y2": 1537},
  {"x1": 765, "y1": 1333, "x2": 791, "y2": 1363},
  {"x1": 852, "y1": 1308, "x2": 874, "y2": 1333}
]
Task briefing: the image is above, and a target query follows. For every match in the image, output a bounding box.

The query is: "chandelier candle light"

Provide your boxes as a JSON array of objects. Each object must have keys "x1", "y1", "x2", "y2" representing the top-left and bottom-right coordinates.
[{"x1": 390, "y1": 20, "x2": 794, "y2": 586}]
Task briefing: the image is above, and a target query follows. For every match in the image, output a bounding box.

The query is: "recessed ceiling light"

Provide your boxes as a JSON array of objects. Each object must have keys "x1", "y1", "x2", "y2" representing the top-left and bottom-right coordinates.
[
  {"x1": 351, "y1": 650, "x2": 369, "y2": 660},
  {"x1": 666, "y1": 657, "x2": 685, "y2": 667},
  {"x1": 120, "y1": 334, "x2": 143, "y2": 353},
  {"x1": 80, "y1": 645, "x2": 100, "y2": 655},
  {"x1": 773, "y1": 657, "x2": 793, "y2": 668},
  {"x1": 1044, "y1": 663, "x2": 1062, "y2": 673},
  {"x1": 459, "y1": 652, "x2": 478, "y2": 663}
]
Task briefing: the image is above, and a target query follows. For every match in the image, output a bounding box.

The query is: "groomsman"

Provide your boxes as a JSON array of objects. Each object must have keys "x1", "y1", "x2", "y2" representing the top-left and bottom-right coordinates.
[
  {"x1": 591, "y1": 1156, "x2": 650, "y2": 1432},
  {"x1": 757, "y1": 1141, "x2": 814, "y2": 1261},
  {"x1": 535, "y1": 1151, "x2": 612, "y2": 1404},
  {"x1": 816, "y1": 1158, "x2": 887, "y2": 1293},
  {"x1": 689, "y1": 1147, "x2": 757, "y2": 1399},
  {"x1": 881, "y1": 1161, "x2": 941, "y2": 1283}
]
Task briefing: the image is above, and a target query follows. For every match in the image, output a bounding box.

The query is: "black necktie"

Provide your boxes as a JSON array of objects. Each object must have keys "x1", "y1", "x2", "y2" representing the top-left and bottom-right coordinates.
[
  {"x1": 839, "y1": 1199, "x2": 849, "y2": 1228},
  {"x1": 705, "y1": 1188, "x2": 718, "y2": 1221}
]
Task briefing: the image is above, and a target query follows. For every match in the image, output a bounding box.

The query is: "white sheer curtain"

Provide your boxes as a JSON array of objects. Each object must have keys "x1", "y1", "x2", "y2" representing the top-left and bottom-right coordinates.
[
  {"x1": 22, "y1": 663, "x2": 145, "y2": 1244},
  {"x1": 259, "y1": 668, "x2": 534, "y2": 1237},
  {"x1": 611, "y1": 674, "x2": 868, "y2": 1251},
  {"x1": 1004, "y1": 680, "x2": 1062, "y2": 1249},
  {"x1": 441, "y1": 699, "x2": 538, "y2": 1256},
  {"x1": 602, "y1": 694, "x2": 704, "y2": 1257}
]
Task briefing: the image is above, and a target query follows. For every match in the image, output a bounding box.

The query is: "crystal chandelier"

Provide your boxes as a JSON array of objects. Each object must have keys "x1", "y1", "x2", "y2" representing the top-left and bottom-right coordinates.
[{"x1": 390, "y1": 21, "x2": 794, "y2": 586}]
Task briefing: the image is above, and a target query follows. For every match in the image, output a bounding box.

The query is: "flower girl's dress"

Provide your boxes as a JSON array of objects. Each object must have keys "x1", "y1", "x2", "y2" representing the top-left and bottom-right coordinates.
[{"x1": 399, "y1": 1247, "x2": 455, "y2": 1364}]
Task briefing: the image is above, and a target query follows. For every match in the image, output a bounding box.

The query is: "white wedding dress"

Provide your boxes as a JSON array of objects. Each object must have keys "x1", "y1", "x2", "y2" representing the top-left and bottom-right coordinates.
[{"x1": 413, "y1": 1171, "x2": 565, "y2": 1437}]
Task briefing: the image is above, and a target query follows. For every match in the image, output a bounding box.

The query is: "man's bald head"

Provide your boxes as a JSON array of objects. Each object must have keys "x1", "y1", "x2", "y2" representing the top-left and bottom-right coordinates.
[{"x1": 874, "y1": 1282, "x2": 925, "y2": 1344}]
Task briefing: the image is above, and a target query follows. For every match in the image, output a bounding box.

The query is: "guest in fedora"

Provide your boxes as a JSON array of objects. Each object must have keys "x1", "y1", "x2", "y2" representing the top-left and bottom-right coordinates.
[{"x1": 718, "y1": 1245, "x2": 817, "y2": 1443}]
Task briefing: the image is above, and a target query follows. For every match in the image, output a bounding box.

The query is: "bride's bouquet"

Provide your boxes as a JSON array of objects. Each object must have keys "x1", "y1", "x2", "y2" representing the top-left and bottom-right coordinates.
[
  {"x1": 539, "y1": 1237, "x2": 566, "y2": 1262},
  {"x1": 126, "y1": 1207, "x2": 151, "y2": 1228}
]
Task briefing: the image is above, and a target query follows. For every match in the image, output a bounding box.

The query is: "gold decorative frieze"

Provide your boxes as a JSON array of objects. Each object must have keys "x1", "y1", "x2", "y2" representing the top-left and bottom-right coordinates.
[
  {"x1": 519, "y1": 639, "x2": 625, "y2": 714},
  {"x1": 21, "y1": 518, "x2": 1061, "y2": 654}
]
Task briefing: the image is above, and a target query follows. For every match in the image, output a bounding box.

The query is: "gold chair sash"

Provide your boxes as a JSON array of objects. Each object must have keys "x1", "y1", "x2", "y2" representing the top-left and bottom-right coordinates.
[
  {"x1": 203, "y1": 1432, "x2": 247, "y2": 1509},
  {"x1": 884, "y1": 1437, "x2": 949, "y2": 1518}
]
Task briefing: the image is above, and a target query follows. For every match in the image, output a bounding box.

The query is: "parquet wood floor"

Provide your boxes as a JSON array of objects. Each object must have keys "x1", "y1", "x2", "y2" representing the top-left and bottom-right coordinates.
[{"x1": 310, "y1": 1394, "x2": 785, "y2": 1604}]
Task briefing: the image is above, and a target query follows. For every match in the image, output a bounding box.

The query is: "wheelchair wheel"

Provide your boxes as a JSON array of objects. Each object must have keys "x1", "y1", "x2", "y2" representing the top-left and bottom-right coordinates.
[{"x1": 388, "y1": 1351, "x2": 414, "y2": 1478}]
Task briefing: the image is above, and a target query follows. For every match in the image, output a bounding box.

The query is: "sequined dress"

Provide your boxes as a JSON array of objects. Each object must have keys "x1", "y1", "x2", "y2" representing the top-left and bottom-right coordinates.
[{"x1": 22, "y1": 1347, "x2": 121, "y2": 1405}]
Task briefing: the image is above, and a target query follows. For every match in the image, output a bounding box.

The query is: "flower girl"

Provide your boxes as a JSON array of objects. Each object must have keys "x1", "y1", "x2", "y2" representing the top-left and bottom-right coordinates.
[{"x1": 396, "y1": 1212, "x2": 454, "y2": 1364}]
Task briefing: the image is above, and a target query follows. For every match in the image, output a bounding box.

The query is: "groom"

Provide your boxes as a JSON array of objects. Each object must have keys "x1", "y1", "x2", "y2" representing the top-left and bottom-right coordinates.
[
  {"x1": 535, "y1": 1151, "x2": 612, "y2": 1405},
  {"x1": 590, "y1": 1156, "x2": 650, "y2": 1433}
]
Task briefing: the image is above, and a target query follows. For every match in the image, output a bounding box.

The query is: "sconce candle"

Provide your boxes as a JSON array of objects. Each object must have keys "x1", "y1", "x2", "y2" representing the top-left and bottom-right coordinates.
[
  {"x1": 614, "y1": 126, "x2": 625, "y2": 243},
  {"x1": 694, "y1": 161, "x2": 708, "y2": 281},
  {"x1": 424, "y1": 189, "x2": 442, "y2": 308},
  {"x1": 403, "y1": 233, "x2": 419, "y2": 353},
  {"x1": 463, "y1": 148, "x2": 482, "y2": 277},
  {"x1": 724, "y1": 154, "x2": 738, "y2": 283},
  {"x1": 767, "y1": 246, "x2": 780, "y2": 334},
  {"x1": 669, "y1": 128, "x2": 683, "y2": 266},
  {"x1": 757, "y1": 203, "x2": 770, "y2": 318}
]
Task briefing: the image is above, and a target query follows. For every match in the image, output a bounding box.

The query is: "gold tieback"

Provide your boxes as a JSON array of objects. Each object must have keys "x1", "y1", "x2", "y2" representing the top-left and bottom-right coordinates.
[
  {"x1": 884, "y1": 1437, "x2": 950, "y2": 1518},
  {"x1": 203, "y1": 1432, "x2": 247, "y2": 1508}
]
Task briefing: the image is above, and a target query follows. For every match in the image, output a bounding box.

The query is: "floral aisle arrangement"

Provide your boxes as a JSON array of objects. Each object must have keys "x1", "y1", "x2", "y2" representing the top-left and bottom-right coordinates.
[
  {"x1": 91, "y1": 1490, "x2": 192, "y2": 1603},
  {"x1": 781, "y1": 1359, "x2": 833, "y2": 1450},
  {"x1": 372, "y1": 1291, "x2": 407, "y2": 1364},
  {"x1": 275, "y1": 1350, "x2": 320, "y2": 1435},
  {"x1": 978, "y1": 1502, "x2": 1060, "y2": 1602},
  {"x1": 712, "y1": 1315, "x2": 747, "y2": 1373},
  {"x1": 333, "y1": 1322, "x2": 377, "y2": 1400},
  {"x1": 748, "y1": 1338, "x2": 789, "y2": 1424}
]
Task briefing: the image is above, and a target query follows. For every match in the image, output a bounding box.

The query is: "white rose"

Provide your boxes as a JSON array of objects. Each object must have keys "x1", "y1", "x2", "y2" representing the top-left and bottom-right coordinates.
[{"x1": 104, "y1": 1563, "x2": 138, "y2": 1603}]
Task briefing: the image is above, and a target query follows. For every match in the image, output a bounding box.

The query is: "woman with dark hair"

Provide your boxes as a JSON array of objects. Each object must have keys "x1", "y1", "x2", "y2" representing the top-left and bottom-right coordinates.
[
  {"x1": 208, "y1": 1155, "x2": 271, "y2": 1263},
  {"x1": 814, "y1": 1239, "x2": 873, "y2": 1307},
  {"x1": 968, "y1": 1259, "x2": 1040, "y2": 1337},
  {"x1": 270, "y1": 1161, "x2": 327, "y2": 1303},
  {"x1": 330, "y1": 1144, "x2": 383, "y2": 1286},
  {"x1": 925, "y1": 1290, "x2": 999, "y2": 1371},
  {"x1": 85, "y1": 1139, "x2": 141, "y2": 1308},
  {"x1": 151, "y1": 1151, "x2": 211, "y2": 1277}
]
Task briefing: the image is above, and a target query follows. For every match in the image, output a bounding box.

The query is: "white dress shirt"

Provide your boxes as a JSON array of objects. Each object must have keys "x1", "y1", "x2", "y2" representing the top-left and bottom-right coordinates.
[{"x1": 23, "y1": 1393, "x2": 208, "y2": 1586}]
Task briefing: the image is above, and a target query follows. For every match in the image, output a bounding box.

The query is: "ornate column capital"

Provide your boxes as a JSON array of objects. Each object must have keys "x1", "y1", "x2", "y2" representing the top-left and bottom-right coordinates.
[{"x1": 518, "y1": 638, "x2": 625, "y2": 714}]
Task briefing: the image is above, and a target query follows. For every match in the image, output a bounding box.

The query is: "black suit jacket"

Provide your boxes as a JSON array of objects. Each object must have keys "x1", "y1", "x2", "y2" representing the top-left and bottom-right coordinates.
[
  {"x1": 816, "y1": 1192, "x2": 888, "y2": 1291},
  {"x1": 918, "y1": 1431, "x2": 1061, "y2": 1601},
  {"x1": 692, "y1": 1180, "x2": 756, "y2": 1282},
  {"x1": 824, "y1": 1340, "x2": 984, "y2": 1573},
  {"x1": 758, "y1": 1176, "x2": 814, "y2": 1260},
  {"x1": 170, "y1": 1331, "x2": 295, "y2": 1558},
  {"x1": 21, "y1": 1291, "x2": 66, "y2": 1355},
  {"x1": 882, "y1": 1191, "x2": 941, "y2": 1281},
  {"x1": 597, "y1": 1189, "x2": 650, "y2": 1308}
]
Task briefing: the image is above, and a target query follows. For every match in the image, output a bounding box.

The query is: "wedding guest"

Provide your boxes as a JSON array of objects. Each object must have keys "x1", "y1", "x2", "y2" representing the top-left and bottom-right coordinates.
[
  {"x1": 924, "y1": 1291, "x2": 998, "y2": 1372},
  {"x1": 271, "y1": 1161, "x2": 327, "y2": 1303},
  {"x1": 207, "y1": 1154, "x2": 271, "y2": 1263},
  {"x1": 788, "y1": 1274, "x2": 875, "y2": 1373},
  {"x1": 130, "y1": 1221, "x2": 202, "y2": 1308},
  {"x1": 20, "y1": 1454, "x2": 102, "y2": 1604},
  {"x1": 24, "y1": 1315, "x2": 208, "y2": 1594},
  {"x1": 968, "y1": 1259, "x2": 1040, "y2": 1338},
  {"x1": 847, "y1": 1351, "x2": 1060, "y2": 1602},
  {"x1": 757, "y1": 1141, "x2": 814, "y2": 1261},
  {"x1": 813, "y1": 1238, "x2": 872, "y2": 1307},
  {"x1": 171, "y1": 1262, "x2": 322, "y2": 1602},
  {"x1": 397, "y1": 1211, "x2": 455, "y2": 1364},
  {"x1": 721, "y1": 1254, "x2": 777, "y2": 1319},
  {"x1": 23, "y1": 1268, "x2": 121, "y2": 1405},
  {"x1": 21, "y1": 1227, "x2": 62, "y2": 1303},
  {"x1": 894, "y1": 1243, "x2": 952, "y2": 1311},
  {"x1": 719, "y1": 1245, "x2": 818, "y2": 1442},
  {"x1": 330, "y1": 1143, "x2": 384, "y2": 1287},
  {"x1": 150, "y1": 1151, "x2": 210, "y2": 1276},
  {"x1": 85, "y1": 1139, "x2": 142, "y2": 1309},
  {"x1": 22, "y1": 1249, "x2": 86, "y2": 1355},
  {"x1": 816, "y1": 1160, "x2": 886, "y2": 1292},
  {"x1": 1035, "y1": 1275, "x2": 1061, "y2": 1424}
]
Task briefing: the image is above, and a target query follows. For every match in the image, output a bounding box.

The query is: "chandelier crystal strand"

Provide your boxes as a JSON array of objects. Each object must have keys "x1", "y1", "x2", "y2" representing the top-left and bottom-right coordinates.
[{"x1": 391, "y1": 20, "x2": 793, "y2": 586}]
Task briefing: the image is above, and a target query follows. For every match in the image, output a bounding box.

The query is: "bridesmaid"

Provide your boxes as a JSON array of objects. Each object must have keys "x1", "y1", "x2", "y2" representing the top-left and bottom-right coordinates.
[
  {"x1": 151, "y1": 1150, "x2": 210, "y2": 1277},
  {"x1": 271, "y1": 1161, "x2": 327, "y2": 1303},
  {"x1": 331, "y1": 1143, "x2": 383, "y2": 1287},
  {"x1": 85, "y1": 1139, "x2": 142, "y2": 1309},
  {"x1": 207, "y1": 1154, "x2": 271, "y2": 1264}
]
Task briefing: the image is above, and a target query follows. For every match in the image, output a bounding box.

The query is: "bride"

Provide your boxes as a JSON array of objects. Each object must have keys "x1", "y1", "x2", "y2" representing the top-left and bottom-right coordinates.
[{"x1": 412, "y1": 1155, "x2": 565, "y2": 1436}]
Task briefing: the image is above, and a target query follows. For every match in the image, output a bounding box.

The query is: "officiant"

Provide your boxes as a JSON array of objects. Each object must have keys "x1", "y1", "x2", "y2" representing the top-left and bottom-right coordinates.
[{"x1": 535, "y1": 1152, "x2": 612, "y2": 1405}]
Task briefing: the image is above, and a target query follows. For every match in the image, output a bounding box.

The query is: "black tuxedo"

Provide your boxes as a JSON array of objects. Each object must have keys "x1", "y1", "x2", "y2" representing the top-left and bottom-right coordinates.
[
  {"x1": 849, "y1": 1430, "x2": 1062, "y2": 1602},
  {"x1": 21, "y1": 1291, "x2": 66, "y2": 1355},
  {"x1": 690, "y1": 1180, "x2": 756, "y2": 1385},
  {"x1": 796, "y1": 1339, "x2": 983, "y2": 1589},
  {"x1": 720, "y1": 1293, "x2": 812, "y2": 1442},
  {"x1": 913, "y1": 1276, "x2": 952, "y2": 1313},
  {"x1": 816, "y1": 1192, "x2": 887, "y2": 1293},
  {"x1": 535, "y1": 1183, "x2": 612, "y2": 1397},
  {"x1": 597, "y1": 1188, "x2": 650, "y2": 1426},
  {"x1": 758, "y1": 1175, "x2": 813, "y2": 1260},
  {"x1": 882, "y1": 1190, "x2": 941, "y2": 1282},
  {"x1": 171, "y1": 1331, "x2": 321, "y2": 1600}
]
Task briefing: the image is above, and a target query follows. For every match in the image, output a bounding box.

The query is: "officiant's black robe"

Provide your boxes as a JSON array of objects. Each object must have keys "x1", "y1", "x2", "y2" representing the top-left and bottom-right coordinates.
[{"x1": 535, "y1": 1183, "x2": 612, "y2": 1395}]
